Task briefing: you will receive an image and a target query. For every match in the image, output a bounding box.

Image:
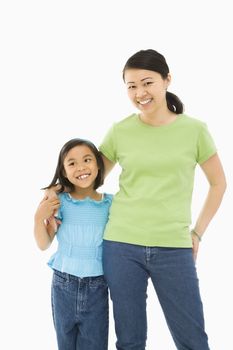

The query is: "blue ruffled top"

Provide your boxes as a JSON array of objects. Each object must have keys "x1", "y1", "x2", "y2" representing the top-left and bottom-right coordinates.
[{"x1": 48, "y1": 192, "x2": 113, "y2": 278}]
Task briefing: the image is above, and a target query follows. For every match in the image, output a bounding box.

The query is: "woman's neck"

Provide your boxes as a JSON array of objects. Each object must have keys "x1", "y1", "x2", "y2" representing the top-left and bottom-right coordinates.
[{"x1": 140, "y1": 108, "x2": 177, "y2": 127}]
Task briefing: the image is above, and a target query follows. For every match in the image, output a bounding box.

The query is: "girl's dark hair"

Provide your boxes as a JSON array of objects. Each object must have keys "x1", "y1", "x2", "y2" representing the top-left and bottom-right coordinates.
[
  {"x1": 44, "y1": 138, "x2": 105, "y2": 192},
  {"x1": 123, "y1": 49, "x2": 184, "y2": 114}
]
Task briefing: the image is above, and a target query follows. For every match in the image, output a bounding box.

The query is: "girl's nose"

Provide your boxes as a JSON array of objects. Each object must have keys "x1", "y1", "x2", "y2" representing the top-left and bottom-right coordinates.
[{"x1": 77, "y1": 164, "x2": 86, "y2": 171}]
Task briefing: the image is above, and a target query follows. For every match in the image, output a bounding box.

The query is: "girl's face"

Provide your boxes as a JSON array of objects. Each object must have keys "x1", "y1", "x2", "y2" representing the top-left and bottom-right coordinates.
[
  {"x1": 63, "y1": 144, "x2": 99, "y2": 190},
  {"x1": 124, "y1": 69, "x2": 171, "y2": 116}
]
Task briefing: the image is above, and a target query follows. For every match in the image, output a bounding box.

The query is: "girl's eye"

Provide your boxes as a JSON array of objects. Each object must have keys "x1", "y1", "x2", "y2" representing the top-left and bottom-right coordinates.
[
  {"x1": 85, "y1": 158, "x2": 92, "y2": 163},
  {"x1": 145, "y1": 81, "x2": 153, "y2": 86},
  {"x1": 128, "y1": 85, "x2": 136, "y2": 90},
  {"x1": 68, "y1": 162, "x2": 75, "y2": 166}
]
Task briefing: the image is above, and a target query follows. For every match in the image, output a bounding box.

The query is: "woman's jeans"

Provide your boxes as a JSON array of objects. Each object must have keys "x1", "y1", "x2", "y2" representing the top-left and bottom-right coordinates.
[
  {"x1": 103, "y1": 240, "x2": 210, "y2": 350},
  {"x1": 51, "y1": 269, "x2": 108, "y2": 350}
]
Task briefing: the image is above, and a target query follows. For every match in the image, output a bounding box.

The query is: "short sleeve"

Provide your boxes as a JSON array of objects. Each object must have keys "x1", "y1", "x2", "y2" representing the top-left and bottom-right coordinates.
[
  {"x1": 99, "y1": 123, "x2": 118, "y2": 163},
  {"x1": 197, "y1": 123, "x2": 217, "y2": 164}
]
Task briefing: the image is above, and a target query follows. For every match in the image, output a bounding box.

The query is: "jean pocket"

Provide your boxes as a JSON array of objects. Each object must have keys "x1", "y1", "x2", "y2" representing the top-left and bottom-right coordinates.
[
  {"x1": 89, "y1": 275, "x2": 107, "y2": 289},
  {"x1": 53, "y1": 269, "x2": 69, "y2": 285}
]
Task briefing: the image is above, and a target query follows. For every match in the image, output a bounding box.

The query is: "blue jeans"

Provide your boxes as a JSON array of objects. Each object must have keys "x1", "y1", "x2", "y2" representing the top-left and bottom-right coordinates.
[
  {"x1": 103, "y1": 240, "x2": 210, "y2": 350},
  {"x1": 51, "y1": 269, "x2": 108, "y2": 350}
]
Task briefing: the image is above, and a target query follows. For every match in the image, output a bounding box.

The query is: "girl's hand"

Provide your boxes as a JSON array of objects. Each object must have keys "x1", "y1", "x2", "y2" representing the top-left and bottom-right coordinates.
[
  {"x1": 35, "y1": 197, "x2": 60, "y2": 222},
  {"x1": 46, "y1": 216, "x2": 60, "y2": 235}
]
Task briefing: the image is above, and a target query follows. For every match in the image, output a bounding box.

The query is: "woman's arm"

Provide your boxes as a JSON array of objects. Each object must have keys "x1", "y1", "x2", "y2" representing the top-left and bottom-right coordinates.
[
  {"x1": 101, "y1": 153, "x2": 116, "y2": 178},
  {"x1": 192, "y1": 153, "x2": 227, "y2": 259},
  {"x1": 34, "y1": 197, "x2": 60, "y2": 250}
]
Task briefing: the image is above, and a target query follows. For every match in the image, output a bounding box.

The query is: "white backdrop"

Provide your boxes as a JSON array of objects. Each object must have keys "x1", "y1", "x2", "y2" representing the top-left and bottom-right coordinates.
[{"x1": 1, "y1": 1, "x2": 232, "y2": 349}]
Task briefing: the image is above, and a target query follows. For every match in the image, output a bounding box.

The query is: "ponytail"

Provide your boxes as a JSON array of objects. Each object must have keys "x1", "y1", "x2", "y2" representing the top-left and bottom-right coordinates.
[{"x1": 166, "y1": 91, "x2": 184, "y2": 114}]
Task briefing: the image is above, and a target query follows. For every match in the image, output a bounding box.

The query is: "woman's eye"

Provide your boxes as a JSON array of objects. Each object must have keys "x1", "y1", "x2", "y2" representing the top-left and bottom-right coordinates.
[
  {"x1": 145, "y1": 81, "x2": 153, "y2": 86},
  {"x1": 68, "y1": 162, "x2": 75, "y2": 166},
  {"x1": 128, "y1": 85, "x2": 136, "y2": 90},
  {"x1": 85, "y1": 158, "x2": 92, "y2": 163}
]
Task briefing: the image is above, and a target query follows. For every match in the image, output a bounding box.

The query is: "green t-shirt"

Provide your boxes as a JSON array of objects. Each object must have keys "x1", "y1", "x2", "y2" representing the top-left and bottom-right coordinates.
[{"x1": 99, "y1": 114, "x2": 217, "y2": 247}]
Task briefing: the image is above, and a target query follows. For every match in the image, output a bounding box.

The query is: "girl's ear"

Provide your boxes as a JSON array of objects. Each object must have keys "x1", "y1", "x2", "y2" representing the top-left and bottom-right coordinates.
[{"x1": 62, "y1": 167, "x2": 67, "y2": 178}]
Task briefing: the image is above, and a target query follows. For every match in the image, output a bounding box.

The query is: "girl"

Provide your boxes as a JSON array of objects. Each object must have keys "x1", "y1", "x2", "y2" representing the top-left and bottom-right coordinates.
[
  {"x1": 34, "y1": 138, "x2": 112, "y2": 350},
  {"x1": 99, "y1": 49, "x2": 227, "y2": 349}
]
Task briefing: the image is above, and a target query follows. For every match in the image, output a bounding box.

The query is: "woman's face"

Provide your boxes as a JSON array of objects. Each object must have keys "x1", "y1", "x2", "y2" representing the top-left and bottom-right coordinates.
[{"x1": 124, "y1": 69, "x2": 171, "y2": 116}]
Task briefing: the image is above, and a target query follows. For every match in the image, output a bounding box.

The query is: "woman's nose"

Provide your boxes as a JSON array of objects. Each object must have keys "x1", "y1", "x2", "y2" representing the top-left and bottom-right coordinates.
[{"x1": 136, "y1": 87, "x2": 147, "y2": 98}]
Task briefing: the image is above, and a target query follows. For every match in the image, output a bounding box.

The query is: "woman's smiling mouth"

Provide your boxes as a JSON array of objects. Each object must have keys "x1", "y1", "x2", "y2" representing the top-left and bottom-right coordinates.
[{"x1": 137, "y1": 98, "x2": 153, "y2": 105}]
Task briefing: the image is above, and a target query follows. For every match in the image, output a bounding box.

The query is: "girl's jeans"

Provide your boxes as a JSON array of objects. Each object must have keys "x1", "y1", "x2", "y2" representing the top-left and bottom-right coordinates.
[
  {"x1": 51, "y1": 269, "x2": 108, "y2": 350},
  {"x1": 103, "y1": 240, "x2": 210, "y2": 350}
]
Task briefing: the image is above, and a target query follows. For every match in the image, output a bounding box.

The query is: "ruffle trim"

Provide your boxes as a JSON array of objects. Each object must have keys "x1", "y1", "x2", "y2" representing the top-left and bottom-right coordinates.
[{"x1": 61, "y1": 192, "x2": 113, "y2": 205}]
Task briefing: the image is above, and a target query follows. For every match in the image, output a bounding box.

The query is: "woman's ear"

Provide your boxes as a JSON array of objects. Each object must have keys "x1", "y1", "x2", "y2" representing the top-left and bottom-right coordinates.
[{"x1": 165, "y1": 73, "x2": 171, "y2": 89}]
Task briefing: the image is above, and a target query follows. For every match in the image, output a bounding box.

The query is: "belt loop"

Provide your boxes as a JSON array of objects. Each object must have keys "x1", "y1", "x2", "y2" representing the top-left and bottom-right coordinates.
[
  {"x1": 66, "y1": 272, "x2": 70, "y2": 282},
  {"x1": 146, "y1": 247, "x2": 150, "y2": 262}
]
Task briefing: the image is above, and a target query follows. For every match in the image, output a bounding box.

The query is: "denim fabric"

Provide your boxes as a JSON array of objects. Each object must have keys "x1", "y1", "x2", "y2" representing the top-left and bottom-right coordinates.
[
  {"x1": 103, "y1": 240, "x2": 210, "y2": 350},
  {"x1": 51, "y1": 270, "x2": 108, "y2": 350}
]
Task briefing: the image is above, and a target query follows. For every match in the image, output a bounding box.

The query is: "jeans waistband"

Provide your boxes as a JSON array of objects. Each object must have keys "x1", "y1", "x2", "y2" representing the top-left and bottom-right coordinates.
[{"x1": 53, "y1": 268, "x2": 104, "y2": 282}]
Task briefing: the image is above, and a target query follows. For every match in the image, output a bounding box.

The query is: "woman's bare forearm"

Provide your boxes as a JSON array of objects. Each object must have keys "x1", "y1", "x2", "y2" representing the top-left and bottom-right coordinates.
[
  {"x1": 193, "y1": 182, "x2": 226, "y2": 237},
  {"x1": 101, "y1": 153, "x2": 115, "y2": 178},
  {"x1": 193, "y1": 154, "x2": 227, "y2": 237}
]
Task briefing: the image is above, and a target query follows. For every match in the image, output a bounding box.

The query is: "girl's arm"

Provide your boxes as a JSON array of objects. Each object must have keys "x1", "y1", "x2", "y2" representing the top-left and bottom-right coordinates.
[
  {"x1": 192, "y1": 153, "x2": 227, "y2": 260},
  {"x1": 34, "y1": 197, "x2": 60, "y2": 250}
]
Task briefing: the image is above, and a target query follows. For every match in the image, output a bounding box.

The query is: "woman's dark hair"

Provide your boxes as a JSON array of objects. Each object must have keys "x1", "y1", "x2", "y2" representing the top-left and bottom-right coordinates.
[
  {"x1": 43, "y1": 138, "x2": 105, "y2": 192},
  {"x1": 123, "y1": 49, "x2": 184, "y2": 114}
]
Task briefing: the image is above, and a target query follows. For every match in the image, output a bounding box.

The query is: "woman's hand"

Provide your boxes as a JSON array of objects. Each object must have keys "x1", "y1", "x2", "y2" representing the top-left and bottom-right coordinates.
[
  {"x1": 191, "y1": 234, "x2": 200, "y2": 262},
  {"x1": 35, "y1": 197, "x2": 60, "y2": 222},
  {"x1": 44, "y1": 184, "x2": 61, "y2": 200}
]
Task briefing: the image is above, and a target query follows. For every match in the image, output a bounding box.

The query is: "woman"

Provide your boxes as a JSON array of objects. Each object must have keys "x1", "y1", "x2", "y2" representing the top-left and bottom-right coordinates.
[{"x1": 99, "y1": 49, "x2": 226, "y2": 350}]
